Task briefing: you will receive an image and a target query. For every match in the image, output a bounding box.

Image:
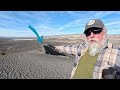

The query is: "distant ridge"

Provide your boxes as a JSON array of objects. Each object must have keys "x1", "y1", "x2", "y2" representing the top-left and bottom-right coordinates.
[{"x1": 0, "y1": 34, "x2": 120, "y2": 40}]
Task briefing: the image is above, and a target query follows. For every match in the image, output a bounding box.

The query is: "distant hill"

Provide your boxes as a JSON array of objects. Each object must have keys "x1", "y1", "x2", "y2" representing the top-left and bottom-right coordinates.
[{"x1": 0, "y1": 34, "x2": 120, "y2": 44}]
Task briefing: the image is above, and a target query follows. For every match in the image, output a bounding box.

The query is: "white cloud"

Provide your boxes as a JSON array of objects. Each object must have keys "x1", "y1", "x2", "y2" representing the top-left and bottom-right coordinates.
[
  {"x1": 90, "y1": 11, "x2": 115, "y2": 19},
  {"x1": 58, "y1": 19, "x2": 84, "y2": 31},
  {"x1": 0, "y1": 28, "x2": 34, "y2": 37},
  {"x1": 0, "y1": 11, "x2": 120, "y2": 37},
  {"x1": 107, "y1": 29, "x2": 120, "y2": 34},
  {"x1": 106, "y1": 21, "x2": 120, "y2": 26}
]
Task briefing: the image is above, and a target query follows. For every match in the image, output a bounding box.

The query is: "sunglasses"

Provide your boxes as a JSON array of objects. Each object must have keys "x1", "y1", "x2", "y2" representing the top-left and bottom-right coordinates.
[{"x1": 84, "y1": 28, "x2": 102, "y2": 36}]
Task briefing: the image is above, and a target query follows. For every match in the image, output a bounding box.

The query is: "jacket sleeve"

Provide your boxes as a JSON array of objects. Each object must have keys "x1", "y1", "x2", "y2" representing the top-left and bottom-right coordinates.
[
  {"x1": 114, "y1": 48, "x2": 120, "y2": 67},
  {"x1": 54, "y1": 44, "x2": 80, "y2": 55},
  {"x1": 102, "y1": 48, "x2": 120, "y2": 79}
]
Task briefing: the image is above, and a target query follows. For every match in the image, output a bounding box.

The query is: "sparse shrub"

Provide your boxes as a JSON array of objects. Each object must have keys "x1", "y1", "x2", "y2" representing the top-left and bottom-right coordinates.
[{"x1": 0, "y1": 51, "x2": 6, "y2": 55}]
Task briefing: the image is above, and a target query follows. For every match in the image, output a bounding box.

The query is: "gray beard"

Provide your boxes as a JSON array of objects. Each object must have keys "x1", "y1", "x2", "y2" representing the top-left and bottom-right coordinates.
[{"x1": 88, "y1": 43, "x2": 100, "y2": 56}]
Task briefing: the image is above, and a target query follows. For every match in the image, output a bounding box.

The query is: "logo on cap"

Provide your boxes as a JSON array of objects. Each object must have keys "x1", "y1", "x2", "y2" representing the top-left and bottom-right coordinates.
[{"x1": 87, "y1": 20, "x2": 95, "y2": 25}]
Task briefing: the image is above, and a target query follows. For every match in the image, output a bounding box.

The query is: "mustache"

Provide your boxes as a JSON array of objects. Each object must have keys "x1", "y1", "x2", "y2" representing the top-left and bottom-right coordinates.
[
  {"x1": 87, "y1": 39, "x2": 101, "y2": 46},
  {"x1": 88, "y1": 39, "x2": 98, "y2": 42}
]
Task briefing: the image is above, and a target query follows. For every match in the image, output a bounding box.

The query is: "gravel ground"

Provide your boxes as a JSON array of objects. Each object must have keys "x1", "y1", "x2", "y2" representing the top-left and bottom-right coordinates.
[
  {"x1": 0, "y1": 40, "x2": 42, "y2": 55},
  {"x1": 0, "y1": 51, "x2": 74, "y2": 79},
  {"x1": 0, "y1": 38, "x2": 77, "y2": 79},
  {"x1": 0, "y1": 36, "x2": 119, "y2": 79},
  {"x1": 0, "y1": 39, "x2": 83, "y2": 55}
]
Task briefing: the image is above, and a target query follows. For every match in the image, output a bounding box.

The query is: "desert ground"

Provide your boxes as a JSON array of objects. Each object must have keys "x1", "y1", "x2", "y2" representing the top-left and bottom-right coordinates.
[{"x1": 0, "y1": 34, "x2": 120, "y2": 79}]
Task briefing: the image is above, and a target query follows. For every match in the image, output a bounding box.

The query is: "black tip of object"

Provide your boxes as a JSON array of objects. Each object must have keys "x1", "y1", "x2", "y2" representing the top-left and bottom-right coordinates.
[{"x1": 43, "y1": 44, "x2": 66, "y2": 56}]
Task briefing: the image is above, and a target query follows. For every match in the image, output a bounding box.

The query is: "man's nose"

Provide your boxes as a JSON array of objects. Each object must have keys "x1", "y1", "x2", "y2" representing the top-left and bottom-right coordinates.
[{"x1": 90, "y1": 32, "x2": 95, "y2": 38}]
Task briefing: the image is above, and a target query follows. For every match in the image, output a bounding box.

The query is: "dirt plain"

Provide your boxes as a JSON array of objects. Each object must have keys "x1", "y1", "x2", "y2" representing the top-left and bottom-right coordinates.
[{"x1": 0, "y1": 34, "x2": 119, "y2": 79}]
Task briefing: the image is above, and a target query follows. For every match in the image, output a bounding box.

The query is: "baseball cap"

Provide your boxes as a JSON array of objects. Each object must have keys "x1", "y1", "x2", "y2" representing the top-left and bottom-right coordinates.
[{"x1": 85, "y1": 19, "x2": 105, "y2": 31}]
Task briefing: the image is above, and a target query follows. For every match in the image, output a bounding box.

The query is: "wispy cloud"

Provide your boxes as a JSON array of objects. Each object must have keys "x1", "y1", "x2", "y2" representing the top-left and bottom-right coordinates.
[
  {"x1": 0, "y1": 11, "x2": 120, "y2": 37},
  {"x1": 106, "y1": 21, "x2": 120, "y2": 26},
  {"x1": 0, "y1": 28, "x2": 33, "y2": 37},
  {"x1": 107, "y1": 29, "x2": 120, "y2": 34}
]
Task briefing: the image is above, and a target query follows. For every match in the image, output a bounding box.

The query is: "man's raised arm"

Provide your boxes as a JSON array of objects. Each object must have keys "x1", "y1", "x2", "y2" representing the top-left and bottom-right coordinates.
[{"x1": 54, "y1": 44, "x2": 80, "y2": 55}]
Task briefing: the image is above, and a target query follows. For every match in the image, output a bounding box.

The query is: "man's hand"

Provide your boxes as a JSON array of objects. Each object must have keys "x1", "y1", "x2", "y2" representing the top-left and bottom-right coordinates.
[
  {"x1": 102, "y1": 67, "x2": 120, "y2": 79},
  {"x1": 43, "y1": 44, "x2": 66, "y2": 56}
]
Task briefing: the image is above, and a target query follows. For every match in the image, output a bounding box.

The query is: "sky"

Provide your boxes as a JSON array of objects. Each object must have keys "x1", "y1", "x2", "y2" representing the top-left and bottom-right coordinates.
[{"x1": 0, "y1": 11, "x2": 120, "y2": 37}]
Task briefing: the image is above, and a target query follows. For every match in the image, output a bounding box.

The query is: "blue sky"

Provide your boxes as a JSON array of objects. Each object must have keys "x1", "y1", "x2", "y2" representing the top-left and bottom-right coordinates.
[{"x1": 0, "y1": 11, "x2": 120, "y2": 37}]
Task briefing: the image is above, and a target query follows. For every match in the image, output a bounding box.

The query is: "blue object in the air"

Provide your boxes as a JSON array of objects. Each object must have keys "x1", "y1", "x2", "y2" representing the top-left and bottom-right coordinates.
[{"x1": 28, "y1": 25, "x2": 43, "y2": 43}]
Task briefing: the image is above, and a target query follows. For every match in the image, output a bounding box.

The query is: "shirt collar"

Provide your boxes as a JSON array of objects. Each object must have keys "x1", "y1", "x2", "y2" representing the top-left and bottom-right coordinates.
[{"x1": 102, "y1": 39, "x2": 113, "y2": 50}]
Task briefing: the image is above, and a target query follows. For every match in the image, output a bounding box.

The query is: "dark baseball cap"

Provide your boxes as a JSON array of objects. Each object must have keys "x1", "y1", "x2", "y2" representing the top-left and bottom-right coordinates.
[{"x1": 85, "y1": 19, "x2": 105, "y2": 31}]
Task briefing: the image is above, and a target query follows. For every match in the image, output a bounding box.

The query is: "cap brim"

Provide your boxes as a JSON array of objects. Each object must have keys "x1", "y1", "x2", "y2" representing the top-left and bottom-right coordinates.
[
  {"x1": 85, "y1": 27, "x2": 102, "y2": 31},
  {"x1": 84, "y1": 27, "x2": 103, "y2": 34}
]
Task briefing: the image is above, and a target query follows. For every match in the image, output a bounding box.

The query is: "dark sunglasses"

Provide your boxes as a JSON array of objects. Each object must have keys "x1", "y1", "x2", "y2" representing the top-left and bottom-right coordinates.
[{"x1": 84, "y1": 28, "x2": 102, "y2": 36}]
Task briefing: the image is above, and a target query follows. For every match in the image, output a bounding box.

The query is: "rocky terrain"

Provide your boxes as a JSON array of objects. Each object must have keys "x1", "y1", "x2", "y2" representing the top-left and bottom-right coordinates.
[
  {"x1": 0, "y1": 34, "x2": 120, "y2": 79},
  {"x1": 0, "y1": 51, "x2": 74, "y2": 79}
]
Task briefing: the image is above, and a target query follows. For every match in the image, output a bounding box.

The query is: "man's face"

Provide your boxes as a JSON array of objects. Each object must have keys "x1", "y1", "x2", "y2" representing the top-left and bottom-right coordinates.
[
  {"x1": 84, "y1": 28, "x2": 106, "y2": 56},
  {"x1": 86, "y1": 28, "x2": 105, "y2": 46}
]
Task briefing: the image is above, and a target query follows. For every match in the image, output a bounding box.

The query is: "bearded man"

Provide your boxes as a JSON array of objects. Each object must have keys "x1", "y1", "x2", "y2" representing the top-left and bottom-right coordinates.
[{"x1": 47, "y1": 19, "x2": 120, "y2": 79}]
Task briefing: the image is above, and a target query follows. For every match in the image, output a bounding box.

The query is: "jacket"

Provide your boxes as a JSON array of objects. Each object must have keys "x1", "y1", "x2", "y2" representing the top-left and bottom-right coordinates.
[{"x1": 55, "y1": 39, "x2": 120, "y2": 79}]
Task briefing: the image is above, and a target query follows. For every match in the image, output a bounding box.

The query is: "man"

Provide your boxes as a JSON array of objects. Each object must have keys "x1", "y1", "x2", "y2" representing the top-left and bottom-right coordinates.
[{"x1": 46, "y1": 19, "x2": 120, "y2": 79}]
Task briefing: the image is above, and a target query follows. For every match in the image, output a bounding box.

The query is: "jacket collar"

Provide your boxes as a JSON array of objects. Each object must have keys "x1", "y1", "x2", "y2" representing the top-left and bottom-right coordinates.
[{"x1": 101, "y1": 39, "x2": 113, "y2": 50}]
